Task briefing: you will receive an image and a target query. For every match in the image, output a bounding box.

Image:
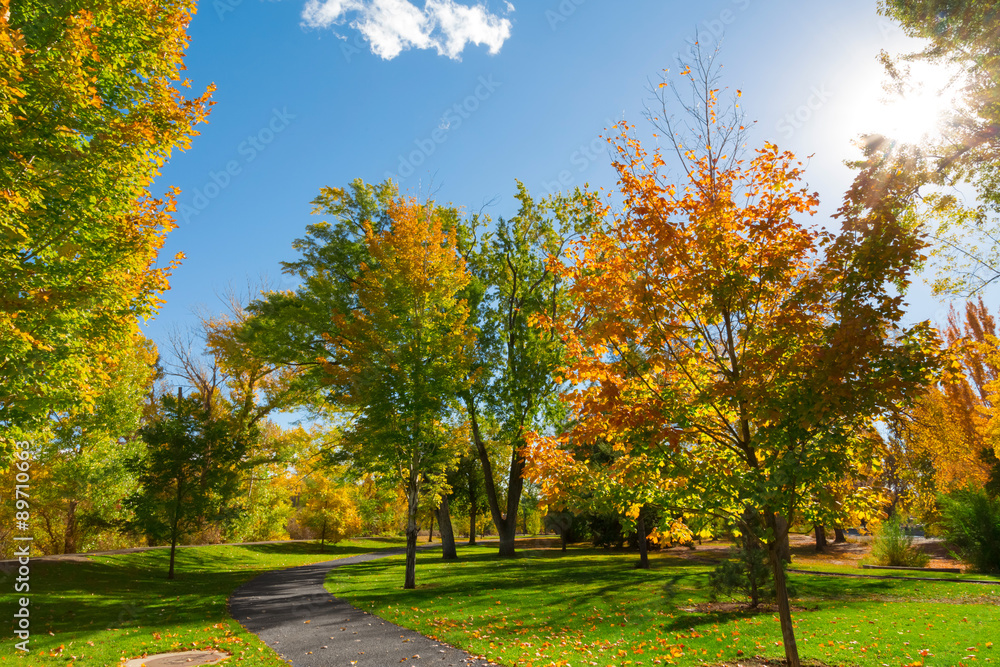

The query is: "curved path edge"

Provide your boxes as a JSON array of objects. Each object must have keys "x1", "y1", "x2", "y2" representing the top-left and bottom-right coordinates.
[
  {"x1": 787, "y1": 568, "x2": 1000, "y2": 585},
  {"x1": 228, "y1": 546, "x2": 504, "y2": 667}
]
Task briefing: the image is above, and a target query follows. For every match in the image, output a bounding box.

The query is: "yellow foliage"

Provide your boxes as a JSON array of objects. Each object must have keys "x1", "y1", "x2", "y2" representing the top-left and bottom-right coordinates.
[{"x1": 299, "y1": 475, "x2": 363, "y2": 545}]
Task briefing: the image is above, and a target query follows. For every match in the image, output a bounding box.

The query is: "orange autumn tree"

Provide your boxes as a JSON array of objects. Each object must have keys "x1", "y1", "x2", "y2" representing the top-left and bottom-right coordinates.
[
  {"x1": 527, "y1": 53, "x2": 941, "y2": 667},
  {"x1": 898, "y1": 298, "x2": 1000, "y2": 511},
  {"x1": 0, "y1": 0, "x2": 212, "y2": 444}
]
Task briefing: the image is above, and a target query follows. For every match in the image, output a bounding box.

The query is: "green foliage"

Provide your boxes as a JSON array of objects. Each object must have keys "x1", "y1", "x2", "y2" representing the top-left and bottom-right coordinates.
[
  {"x1": 2, "y1": 336, "x2": 155, "y2": 554},
  {"x1": 587, "y1": 512, "x2": 625, "y2": 549},
  {"x1": 543, "y1": 510, "x2": 588, "y2": 549},
  {"x1": 869, "y1": 515, "x2": 931, "y2": 567},
  {"x1": 245, "y1": 179, "x2": 474, "y2": 587},
  {"x1": 875, "y1": 0, "x2": 1000, "y2": 297},
  {"x1": 938, "y1": 485, "x2": 1000, "y2": 574},
  {"x1": 0, "y1": 0, "x2": 211, "y2": 436},
  {"x1": 225, "y1": 468, "x2": 294, "y2": 543},
  {"x1": 457, "y1": 182, "x2": 603, "y2": 556},
  {"x1": 708, "y1": 519, "x2": 784, "y2": 608},
  {"x1": 708, "y1": 543, "x2": 777, "y2": 608},
  {"x1": 124, "y1": 390, "x2": 254, "y2": 577}
]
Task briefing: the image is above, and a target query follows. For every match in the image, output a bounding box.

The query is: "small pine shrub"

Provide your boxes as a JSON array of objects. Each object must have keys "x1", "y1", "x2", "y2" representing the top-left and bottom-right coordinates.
[
  {"x1": 709, "y1": 540, "x2": 778, "y2": 608},
  {"x1": 587, "y1": 513, "x2": 625, "y2": 548},
  {"x1": 544, "y1": 511, "x2": 587, "y2": 550},
  {"x1": 869, "y1": 515, "x2": 930, "y2": 567},
  {"x1": 938, "y1": 486, "x2": 1000, "y2": 574}
]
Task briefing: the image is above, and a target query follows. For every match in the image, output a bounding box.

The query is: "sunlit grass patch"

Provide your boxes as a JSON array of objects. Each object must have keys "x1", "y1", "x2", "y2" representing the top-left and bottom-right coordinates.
[
  {"x1": 326, "y1": 545, "x2": 1000, "y2": 667},
  {"x1": 0, "y1": 537, "x2": 406, "y2": 665}
]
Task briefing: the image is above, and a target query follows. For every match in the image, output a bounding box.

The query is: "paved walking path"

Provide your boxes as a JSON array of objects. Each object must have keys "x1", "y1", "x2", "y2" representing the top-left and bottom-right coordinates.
[{"x1": 228, "y1": 548, "x2": 502, "y2": 667}]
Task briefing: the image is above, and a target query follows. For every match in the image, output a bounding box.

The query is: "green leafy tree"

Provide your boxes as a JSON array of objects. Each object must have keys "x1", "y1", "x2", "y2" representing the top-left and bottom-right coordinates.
[
  {"x1": 460, "y1": 182, "x2": 602, "y2": 557},
  {"x1": 170, "y1": 288, "x2": 303, "y2": 542},
  {"x1": 447, "y1": 442, "x2": 489, "y2": 544},
  {"x1": 0, "y1": 0, "x2": 212, "y2": 443},
  {"x1": 30, "y1": 335, "x2": 156, "y2": 554},
  {"x1": 875, "y1": 0, "x2": 1000, "y2": 296},
  {"x1": 938, "y1": 484, "x2": 1000, "y2": 573},
  {"x1": 245, "y1": 180, "x2": 474, "y2": 588},
  {"x1": 126, "y1": 389, "x2": 252, "y2": 579}
]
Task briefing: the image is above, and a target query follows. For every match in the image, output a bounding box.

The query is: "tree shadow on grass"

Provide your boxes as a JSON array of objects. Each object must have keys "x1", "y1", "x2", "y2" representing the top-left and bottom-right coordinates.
[
  {"x1": 18, "y1": 541, "x2": 419, "y2": 649},
  {"x1": 790, "y1": 571, "x2": 898, "y2": 601},
  {"x1": 239, "y1": 539, "x2": 407, "y2": 558},
  {"x1": 328, "y1": 547, "x2": 924, "y2": 638},
  {"x1": 322, "y1": 547, "x2": 722, "y2": 639}
]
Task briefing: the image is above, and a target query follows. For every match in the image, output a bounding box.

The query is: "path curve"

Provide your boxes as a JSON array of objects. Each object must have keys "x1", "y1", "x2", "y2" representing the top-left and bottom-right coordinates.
[
  {"x1": 228, "y1": 548, "x2": 503, "y2": 667},
  {"x1": 786, "y1": 568, "x2": 1000, "y2": 585}
]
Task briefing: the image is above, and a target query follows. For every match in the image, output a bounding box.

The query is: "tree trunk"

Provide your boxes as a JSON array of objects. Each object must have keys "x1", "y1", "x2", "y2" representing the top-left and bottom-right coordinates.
[
  {"x1": 404, "y1": 479, "x2": 419, "y2": 590},
  {"x1": 467, "y1": 466, "x2": 478, "y2": 545},
  {"x1": 636, "y1": 511, "x2": 649, "y2": 569},
  {"x1": 814, "y1": 523, "x2": 827, "y2": 552},
  {"x1": 468, "y1": 499, "x2": 477, "y2": 545},
  {"x1": 766, "y1": 512, "x2": 800, "y2": 667},
  {"x1": 436, "y1": 495, "x2": 458, "y2": 559},
  {"x1": 320, "y1": 517, "x2": 328, "y2": 552},
  {"x1": 63, "y1": 499, "x2": 79, "y2": 554},
  {"x1": 168, "y1": 535, "x2": 178, "y2": 580},
  {"x1": 775, "y1": 512, "x2": 791, "y2": 563},
  {"x1": 428, "y1": 507, "x2": 435, "y2": 543},
  {"x1": 467, "y1": 400, "x2": 523, "y2": 558},
  {"x1": 834, "y1": 527, "x2": 847, "y2": 543},
  {"x1": 168, "y1": 477, "x2": 184, "y2": 580},
  {"x1": 498, "y1": 517, "x2": 518, "y2": 557}
]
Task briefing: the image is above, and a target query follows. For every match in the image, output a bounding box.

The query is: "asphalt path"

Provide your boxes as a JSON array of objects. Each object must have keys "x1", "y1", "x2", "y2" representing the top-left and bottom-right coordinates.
[{"x1": 228, "y1": 548, "x2": 503, "y2": 667}]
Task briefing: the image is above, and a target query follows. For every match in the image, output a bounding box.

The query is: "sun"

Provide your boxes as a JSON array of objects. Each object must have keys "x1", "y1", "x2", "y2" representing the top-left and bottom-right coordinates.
[{"x1": 861, "y1": 59, "x2": 965, "y2": 146}]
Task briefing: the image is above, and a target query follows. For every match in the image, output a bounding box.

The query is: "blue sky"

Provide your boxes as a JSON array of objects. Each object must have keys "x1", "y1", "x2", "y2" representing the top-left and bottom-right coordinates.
[{"x1": 147, "y1": 0, "x2": 967, "y2": 364}]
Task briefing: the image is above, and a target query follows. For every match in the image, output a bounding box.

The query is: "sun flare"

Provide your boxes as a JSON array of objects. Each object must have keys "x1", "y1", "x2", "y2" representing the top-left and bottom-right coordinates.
[{"x1": 862, "y1": 59, "x2": 964, "y2": 146}]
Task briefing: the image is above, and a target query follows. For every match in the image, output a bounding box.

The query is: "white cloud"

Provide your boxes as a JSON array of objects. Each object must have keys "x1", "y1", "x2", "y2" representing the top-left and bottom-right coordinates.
[{"x1": 301, "y1": 0, "x2": 513, "y2": 60}]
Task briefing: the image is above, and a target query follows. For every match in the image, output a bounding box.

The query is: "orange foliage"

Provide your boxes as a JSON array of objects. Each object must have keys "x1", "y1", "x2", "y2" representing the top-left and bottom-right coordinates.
[
  {"x1": 903, "y1": 298, "x2": 1000, "y2": 494},
  {"x1": 0, "y1": 0, "x2": 212, "y2": 433}
]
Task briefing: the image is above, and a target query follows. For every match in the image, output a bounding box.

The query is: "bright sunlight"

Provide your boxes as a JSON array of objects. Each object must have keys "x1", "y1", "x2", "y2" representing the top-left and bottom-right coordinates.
[{"x1": 857, "y1": 58, "x2": 965, "y2": 145}]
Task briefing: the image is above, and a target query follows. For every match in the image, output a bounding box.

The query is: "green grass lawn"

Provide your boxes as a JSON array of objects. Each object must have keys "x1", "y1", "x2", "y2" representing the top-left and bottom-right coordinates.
[
  {"x1": 789, "y1": 562, "x2": 1000, "y2": 584},
  {"x1": 0, "y1": 537, "x2": 406, "y2": 665},
  {"x1": 325, "y1": 545, "x2": 1000, "y2": 667}
]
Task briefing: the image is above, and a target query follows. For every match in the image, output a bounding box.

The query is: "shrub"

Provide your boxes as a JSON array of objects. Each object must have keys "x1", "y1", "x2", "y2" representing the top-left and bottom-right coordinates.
[
  {"x1": 588, "y1": 513, "x2": 625, "y2": 548},
  {"x1": 543, "y1": 511, "x2": 587, "y2": 550},
  {"x1": 869, "y1": 515, "x2": 930, "y2": 567},
  {"x1": 708, "y1": 539, "x2": 780, "y2": 608},
  {"x1": 938, "y1": 486, "x2": 1000, "y2": 574}
]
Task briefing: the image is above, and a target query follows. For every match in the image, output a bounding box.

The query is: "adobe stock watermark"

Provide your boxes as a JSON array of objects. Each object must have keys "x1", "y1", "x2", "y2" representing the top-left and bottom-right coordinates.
[
  {"x1": 383, "y1": 75, "x2": 501, "y2": 183},
  {"x1": 12, "y1": 441, "x2": 32, "y2": 653},
  {"x1": 540, "y1": 117, "x2": 617, "y2": 196},
  {"x1": 214, "y1": 0, "x2": 282, "y2": 21},
  {"x1": 876, "y1": 16, "x2": 905, "y2": 40},
  {"x1": 178, "y1": 107, "x2": 295, "y2": 225},
  {"x1": 774, "y1": 13, "x2": 908, "y2": 142},
  {"x1": 340, "y1": 33, "x2": 372, "y2": 63},
  {"x1": 545, "y1": 0, "x2": 587, "y2": 30},
  {"x1": 776, "y1": 84, "x2": 833, "y2": 139},
  {"x1": 674, "y1": 0, "x2": 753, "y2": 63}
]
